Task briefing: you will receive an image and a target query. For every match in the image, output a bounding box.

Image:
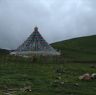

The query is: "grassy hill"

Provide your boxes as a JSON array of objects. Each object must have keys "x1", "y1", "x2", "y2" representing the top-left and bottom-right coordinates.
[
  {"x1": 0, "y1": 48, "x2": 9, "y2": 54},
  {"x1": 0, "y1": 35, "x2": 96, "y2": 95},
  {"x1": 0, "y1": 60, "x2": 96, "y2": 95},
  {"x1": 52, "y1": 35, "x2": 96, "y2": 62}
]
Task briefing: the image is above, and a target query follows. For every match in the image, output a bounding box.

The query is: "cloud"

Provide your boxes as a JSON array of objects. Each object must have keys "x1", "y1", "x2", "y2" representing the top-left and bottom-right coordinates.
[{"x1": 0, "y1": 0, "x2": 96, "y2": 49}]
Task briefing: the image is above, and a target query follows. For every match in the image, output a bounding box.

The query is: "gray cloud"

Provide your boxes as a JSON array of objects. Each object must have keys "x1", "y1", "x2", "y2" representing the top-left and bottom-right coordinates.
[{"x1": 0, "y1": 0, "x2": 96, "y2": 49}]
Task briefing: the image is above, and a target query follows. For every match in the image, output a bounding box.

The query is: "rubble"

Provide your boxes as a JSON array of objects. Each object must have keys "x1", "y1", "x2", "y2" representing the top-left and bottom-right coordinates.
[
  {"x1": 20, "y1": 86, "x2": 32, "y2": 92},
  {"x1": 74, "y1": 83, "x2": 79, "y2": 87},
  {"x1": 79, "y1": 73, "x2": 96, "y2": 80},
  {"x1": 79, "y1": 73, "x2": 91, "y2": 80},
  {"x1": 91, "y1": 73, "x2": 96, "y2": 79}
]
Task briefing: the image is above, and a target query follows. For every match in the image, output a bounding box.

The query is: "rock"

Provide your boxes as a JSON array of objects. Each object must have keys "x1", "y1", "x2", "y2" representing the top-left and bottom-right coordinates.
[
  {"x1": 54, "y1": 80, "x2": 59, "y2": 83},
  {"x1": 58, "y1": 76, "x2": 62, "y2": 80},
  {"x1": 58, "y1": 73, "x2": 62, "y2": 76},
  {"x1": 79, "y1": 73, "x2": 91, "y2": 80},
  {"x1": 60, "y1": 81, "x2": 64, "y2": 85},
  {"x1": 20, "y1": 86, "x2": 32, "y2": 92},
  {"x1": 4, "y1": 92, "x2": 13, "y2": 95},
  {"x1": 74, "y1": 83, "x2": 79, "y2": 87},
  {"x1": 79, "y1": 76, "x2": 84, "y2": 80},
  {"x1": 91, "y1": 73, "x2": 96, "y2": 79},
  {"x1": 56, "y1": 76, "x2": 62, "y2": 80},
  {"x1": 25, "y1": 89, "x2": 32, "y2": 92}
]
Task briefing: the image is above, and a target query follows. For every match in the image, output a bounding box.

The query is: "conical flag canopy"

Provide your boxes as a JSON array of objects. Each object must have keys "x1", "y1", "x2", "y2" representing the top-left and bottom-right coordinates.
[{"x1": 11, "y1": 27, "x2": 60, "y2": 56}]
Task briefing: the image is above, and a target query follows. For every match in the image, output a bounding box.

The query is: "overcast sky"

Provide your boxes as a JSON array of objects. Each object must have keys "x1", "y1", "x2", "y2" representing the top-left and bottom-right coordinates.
[{"x1": 0, "y1": 0, "x2": 96, "y2": 49}]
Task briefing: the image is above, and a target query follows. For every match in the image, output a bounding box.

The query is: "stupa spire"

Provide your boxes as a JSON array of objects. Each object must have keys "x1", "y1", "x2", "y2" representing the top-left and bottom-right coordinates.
[{"x1": 34, "y1": 27, "x2": 38, "y2": 31}]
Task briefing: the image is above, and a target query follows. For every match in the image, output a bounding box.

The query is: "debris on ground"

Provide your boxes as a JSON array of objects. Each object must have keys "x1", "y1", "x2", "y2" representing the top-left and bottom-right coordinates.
[
  {"x1": 74, "y1": 83, "x2": 79, "y2": 87},
  {"x1": 20, "y1": 86, "x2": 32, "y2": 92},
  {"x1": 79, "y1": 73, "x2": 91, "y2": 80},
  {"x1": 56, "y1": 76, "x2": 62, "y2": 80},
  {"x1": 79, "y1": 73, "x2": 96, "y2": 80},
  {"x1": 91, "y1": 73, "x2": 96, "y2": 79}
]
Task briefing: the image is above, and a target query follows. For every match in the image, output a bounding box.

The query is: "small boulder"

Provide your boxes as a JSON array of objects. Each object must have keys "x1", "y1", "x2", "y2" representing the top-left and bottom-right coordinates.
[
  {"x1": 91, "y1": 73, "x2": 96, "y2": 79},
  {"x1": 60, "y1": 81, "x2": 64, "y2": 85},
  {"x1": 74, "y1": 83, "x2": 79, "y2": 87},
  {"x1": 79, "y1": 73, "x2": 91, "y2": 80},
  {"x1": 56, "y1": 76, "x2": 62, "y2": 80},
  {"x1": 20, "y1": 86, "x2": 32, "y2": 92}
]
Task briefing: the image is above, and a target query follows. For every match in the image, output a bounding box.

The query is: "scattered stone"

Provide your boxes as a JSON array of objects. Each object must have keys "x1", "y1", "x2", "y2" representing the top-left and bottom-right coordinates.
[
  {"x1": 79, "y1": 73, "x2": 96, "y2": 80},
  {"x1": 74, "y1": 83, "x2": 79, "y2": 87},
  {"x1": 58, "y1": 76, "x2": 62, "y2": 80},
  {"x1": 91, "y1": 73, "x2": 96, "y2": 79},
  {"x1": 53, "y1": 80, "x2": 59, "y2": 83},
  {"x1": 58, "y1": 73, "x2": 62, "y2": 76},
  {"x1": 3, "y1": 90, "x2": 17, "y2": 95},
  {"x1": 4, "y1": 92, "x2": 13, "y2": 95},
  {"x1": 79, "y1": 73, "x2": 91, "y2": 80},
  {"x1": 56, "y1": 76, "x2": 62, "y2": 80},
  {"x1": 20, "y1": 86, "x2": 32, "y2": 92},
  {"x1": 25, "y1": 89, "x2": 32, "y2": 92},
  {"x1": 60, "y1": 81, "x2": 64, "y2": 85}
]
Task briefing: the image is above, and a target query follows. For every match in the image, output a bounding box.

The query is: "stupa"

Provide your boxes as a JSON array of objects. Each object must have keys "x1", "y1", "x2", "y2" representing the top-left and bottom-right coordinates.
[{"x1": 11, "y1": 27, "x2": 60, "y2": 56}]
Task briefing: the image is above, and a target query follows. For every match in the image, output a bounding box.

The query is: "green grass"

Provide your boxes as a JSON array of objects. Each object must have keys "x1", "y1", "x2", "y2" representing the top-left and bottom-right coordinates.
[
  {"x1": 52, "y1": 35, "x2": 96, "y2": 62},
  {"x1": 0, "y1": 35, "x2": 96, "y2": 95},
  {"x1": 0, "y1": 56, "x2": 96, "y2": 95}
]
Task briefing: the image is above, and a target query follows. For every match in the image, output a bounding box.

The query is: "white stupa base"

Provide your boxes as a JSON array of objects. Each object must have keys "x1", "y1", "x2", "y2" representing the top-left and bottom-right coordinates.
[{"x1": 10, "y1": 51, "x2": 60, "y2": 57}]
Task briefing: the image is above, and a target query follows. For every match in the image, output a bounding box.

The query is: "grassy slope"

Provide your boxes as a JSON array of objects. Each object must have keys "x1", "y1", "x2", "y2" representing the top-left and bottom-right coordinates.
[
  {"x1": 0, "y1": 49, "x2": 9, "y2": 54},
  {"x1": 0, "y1": 35, "x2": 96, "y2": 95},
  {"x1": 52, "y1": 35, "x2": 96, "y2": 62},
  {"x1": 0, "y1": 60, "x2": 96, "y2": 95}
]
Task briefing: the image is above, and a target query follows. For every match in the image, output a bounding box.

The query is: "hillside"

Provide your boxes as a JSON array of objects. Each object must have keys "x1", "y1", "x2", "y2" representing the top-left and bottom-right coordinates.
[
  {"x1": 0, "y1": 36, "x2": 96, "y2": 95},
  {"x1": 0, "y1": 48, "x2": 9, "y2": 54},
  {"x1": 52, "y1": 35, "x2": 96, "y2": 62},
  {"x1": 0, "y1": 60, "x2": 96, "y2": 95}
]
